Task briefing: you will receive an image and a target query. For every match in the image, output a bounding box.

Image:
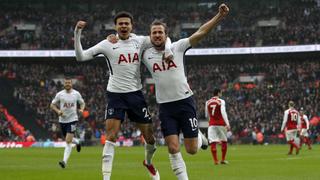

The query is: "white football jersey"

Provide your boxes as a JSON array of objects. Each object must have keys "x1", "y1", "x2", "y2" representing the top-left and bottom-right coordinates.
[
  {"x1": 142, "y1": 38, "x2": 193, "y2": 103},
  {"x1": 51, "y1": 89, "x2": 84, "y2": 123},
  {"x1": 75, "y1": 30, "x2": 150, "y2": 93}
]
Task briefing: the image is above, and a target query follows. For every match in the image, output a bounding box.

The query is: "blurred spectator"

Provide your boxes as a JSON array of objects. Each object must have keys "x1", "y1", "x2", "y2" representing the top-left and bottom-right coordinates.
[
  {"x1": 0, "y1": 0, "x2": 319, "y2": 50},
  {"x1": 0, "y1": 57, "x2": 319, "y2": 144}
]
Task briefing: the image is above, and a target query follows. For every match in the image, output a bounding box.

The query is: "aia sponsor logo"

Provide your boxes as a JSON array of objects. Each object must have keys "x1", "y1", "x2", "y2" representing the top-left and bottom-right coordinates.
[
  {"x1": 63, "y1": 102, "x2": 75, "y2": 108},
  {"x1": 118, "y1": 53, "x2": 139, "y2": 64},
  {"x1": 153, "y1": 60, "x2": 177, "y2": 72}
]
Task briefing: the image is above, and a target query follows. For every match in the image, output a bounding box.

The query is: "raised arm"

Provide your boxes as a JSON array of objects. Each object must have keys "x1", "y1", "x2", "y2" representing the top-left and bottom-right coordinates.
[
  {"x1": 74, "y1": 21, "x2": 105, "y2": 61},
  {"x1": 189, "y1": 3, "x2": 229, "y2": 47}
]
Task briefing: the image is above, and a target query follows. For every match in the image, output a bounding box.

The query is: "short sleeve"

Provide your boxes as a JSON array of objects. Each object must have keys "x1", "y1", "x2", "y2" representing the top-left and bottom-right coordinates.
[{"x1": 51, "y1": 93, "x2": 60, "y2": 104}]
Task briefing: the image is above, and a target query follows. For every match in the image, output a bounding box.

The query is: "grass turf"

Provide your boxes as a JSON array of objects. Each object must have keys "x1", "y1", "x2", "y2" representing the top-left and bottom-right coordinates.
[{"x1": 0, "y1": 145, "x2": 318, "y2": 180}]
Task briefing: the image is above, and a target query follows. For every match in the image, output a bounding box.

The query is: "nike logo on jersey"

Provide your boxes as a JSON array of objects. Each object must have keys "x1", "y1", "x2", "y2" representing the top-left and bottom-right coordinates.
[
  {"x1": 112, "y1": 47, "x2": 119, "y2": 50},
  {"x1": 148, "y1": 57, "x2": 154, "y2": 60}
]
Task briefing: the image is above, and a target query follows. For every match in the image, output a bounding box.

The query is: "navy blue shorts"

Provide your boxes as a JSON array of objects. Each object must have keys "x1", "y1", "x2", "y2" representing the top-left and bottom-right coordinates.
[
  {"x1": 60, "y1": 121, "x2": 77, "y2": 137},
  {"x1": 105, "y1": 90, "x2": 152, "y2": 124},
  {"x1": 159, "y1": 96, "x2": 199, "y2": 138}
]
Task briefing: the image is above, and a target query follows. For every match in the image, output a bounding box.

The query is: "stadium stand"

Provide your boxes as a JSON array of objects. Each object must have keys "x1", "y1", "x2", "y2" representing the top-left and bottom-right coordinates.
[
  {"x1": 0, "y1": 57, "x2": 319, "y2": 144},
  {"x1": 0, "y1": 0, "x2": 319, "y2": 50},
  {"x1": 0, "y1": 0, "x2": 319, "y2": 145}
]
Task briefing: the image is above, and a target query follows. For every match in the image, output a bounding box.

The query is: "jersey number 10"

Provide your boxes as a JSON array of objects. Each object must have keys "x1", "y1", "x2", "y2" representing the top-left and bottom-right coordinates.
[
  {"x1": 290, "y1": 112, "x2": 298, "y2": 122},
  {"x1": 189, "y1": 118, "x2": 198, "y2": 131}
]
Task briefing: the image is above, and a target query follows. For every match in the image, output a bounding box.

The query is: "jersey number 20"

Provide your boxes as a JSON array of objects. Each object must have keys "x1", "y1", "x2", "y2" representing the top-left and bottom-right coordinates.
[{"x1": 142, "y1": 107, "x2": 150, "y2": 118}]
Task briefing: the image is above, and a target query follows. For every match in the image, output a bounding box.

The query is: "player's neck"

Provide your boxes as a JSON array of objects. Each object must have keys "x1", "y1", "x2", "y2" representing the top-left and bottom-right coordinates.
[
  {"x1": 65, "y1": 89, "x2": 72, "y2": 93},
  {"x1": 119, "y1": 37, "x2": 129, "y2": 40},
  {"x1": 118, "y1": 35, "x2": 130, "y2": 40},
  {"x1": 154, "y1": 45, "x2": 165, "y2": 51}
]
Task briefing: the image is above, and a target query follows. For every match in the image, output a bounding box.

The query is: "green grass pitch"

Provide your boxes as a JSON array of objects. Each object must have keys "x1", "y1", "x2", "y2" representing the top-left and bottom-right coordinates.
[{"x1": 0, "y1": 145, "x2": 318, "y2": 180}]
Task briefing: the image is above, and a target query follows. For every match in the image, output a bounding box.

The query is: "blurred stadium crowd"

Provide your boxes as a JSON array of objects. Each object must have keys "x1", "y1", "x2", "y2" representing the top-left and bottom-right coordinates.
[
  {"x1": 0, "y1": 0, "x2": 320, "y2": 50},
  {"x1": 0, "y1": 0, "x2": 320, "y2": 144},
  {"x1": 0, "y1": 59, "x2": 319, "y2": 144}
]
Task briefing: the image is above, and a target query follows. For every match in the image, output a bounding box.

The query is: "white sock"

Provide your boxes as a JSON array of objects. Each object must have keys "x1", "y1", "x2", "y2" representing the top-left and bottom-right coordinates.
[
  {"x1": 102, "y1": 141, "x2": 116, "y2": 180},
  {"x1": 169, "y1": 152, "x2": 188, "y2": 180},
  {"x1": 197, "y1": 132, "x2": 203, "y2": 150},
  {"x1": 63, "y1": 143, "x2": 72, "y2": 164},
  {"x1": 72, "y1": 138, "x2": 80, "y2": 145},
  {"x1": 145, "y1": 143, "x2": 157, "y2": 165}
]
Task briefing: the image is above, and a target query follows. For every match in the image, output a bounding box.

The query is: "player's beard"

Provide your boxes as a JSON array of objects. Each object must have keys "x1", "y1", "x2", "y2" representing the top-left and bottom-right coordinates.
[
  {"x1": 155, "y1": 44, "x2": 164, "y2": 50},
  {"x1": 152, "y1": 40, "x2": 165, "y2": 50},
  {"x1": 64, "y1": 85, "x2": 72, "y2": 91}
]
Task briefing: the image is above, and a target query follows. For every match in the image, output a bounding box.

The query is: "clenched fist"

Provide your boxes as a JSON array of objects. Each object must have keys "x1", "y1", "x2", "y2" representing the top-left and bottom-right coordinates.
[
  {"x1": 76, "y1": 21, "x2": 87, "y2": 30},
  {"x1": 218, "y1": 3, "x2": 229, "y2": 17}
]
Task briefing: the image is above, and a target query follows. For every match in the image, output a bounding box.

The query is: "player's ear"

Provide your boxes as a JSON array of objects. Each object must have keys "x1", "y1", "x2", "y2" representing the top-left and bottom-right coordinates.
[{"x1": 130, "y1": 23, "x2": 134, "y2": 30}]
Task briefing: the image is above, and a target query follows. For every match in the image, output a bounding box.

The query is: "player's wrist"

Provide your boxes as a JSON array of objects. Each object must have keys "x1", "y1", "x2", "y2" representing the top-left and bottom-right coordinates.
[
  {"x1": 74, "y1": 28, "x2": 82, "y2": 34},
  {"x1": 216, "y1": 13, "x2": 225, "y2": 20},
  {"x1": 57, "y1": 110, "x2": 62, "y2": 115}
]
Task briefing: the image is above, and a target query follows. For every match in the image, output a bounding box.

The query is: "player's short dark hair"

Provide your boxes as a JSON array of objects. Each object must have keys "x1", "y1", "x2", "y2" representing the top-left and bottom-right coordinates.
[
  {"x1": 114, "y1": 11, "x2": 134, "y2": 25},
  {"x1": 288, "y1": 101, "x2": 295, "y2": 107},
  {"x1": 64, "y1": 77, "x2": 72, "y2": 81},
  {"x1": 150, "y1": 20, "x2": 168, "y2": 34},
  {"x1": 213, "y1": 88, "x2": 221, "y2": 96}
]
